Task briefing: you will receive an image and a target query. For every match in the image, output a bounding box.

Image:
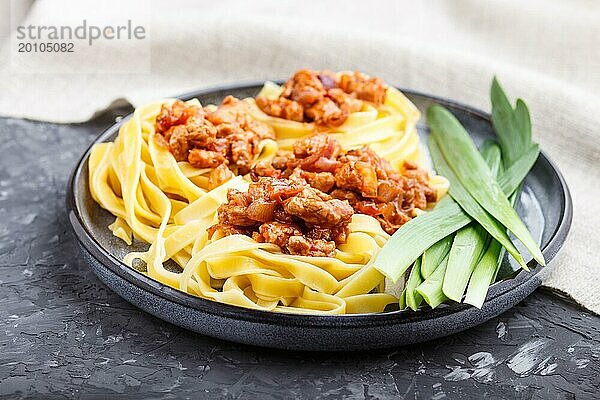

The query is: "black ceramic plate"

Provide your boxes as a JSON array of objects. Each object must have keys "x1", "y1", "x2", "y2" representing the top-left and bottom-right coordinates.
[{"x1": 67, "y1": 83, "x2": 572, "y2": 351}]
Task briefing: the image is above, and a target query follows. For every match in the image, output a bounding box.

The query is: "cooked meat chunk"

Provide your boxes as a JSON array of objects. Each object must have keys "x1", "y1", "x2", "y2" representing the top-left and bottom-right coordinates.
[
  {"x1": 208, "y1": 163, "x2": 233, "y2": 190},
  {"x1": 215, "y1": 122, "x2": 242, "y2": 138},
  {"x1": 318, "y1": 70, "x2": 339, "y2": 90},
  {"x1": 207, "y1": 137, "x2": 229, "y2": 154},
  {"x1": 188, "y1": 149, "x2": 226, "y2": 169},
  {"x1": 184, "y1": 116, "x2": 218, "y2": 146},
  {"x1": 155, "y1": 100, "x2": 202, "y2": 134},
  {"x1": 306, "y1": 225, "x2": 348, "y2": 244},
  {"x1": 273, "y1": 207, "x2": 294, "y2": 224},
  {"x1": 305, "y1": 97, "x2": 347, "y2": 127},
  {"x1": 293, "y1": 132, "x2": 340, "y2": 158},
  {"x1": 254, "y1": 221, "x2": 302, "y2": 248},
  {"x1": 206, "y1": 95, "x2": 247, "y2": 125},
  {"x1": 283, "y1": 187, "x2": 354, "y2": 227},
  {"x1": 326, "y1": 88, "x2": 363, "y2": 114},
  {"x1": 246, "y1": 119, "x2": 276, "y2": 140},
  {"x1": 227, "y1": 188, "x2": 252, "y2": 206},
  {"x1": 287, "y1": 236, "x2": 336, "y2": 257},
  {"x1": 167, "y1": 125, "x2": 191, "y2": 161},
  {"x1": 247, "y1": 177, "x2": 304, "y2": 202},
  {"x1": 334, "y1": 161, "x2": 378, "y2": 198},
  {"x1": 293, "y1": 133, "x2": 341, "y2": 172},
  {"x1": 294, "y1": 170, "x2": 336, "y2": 193},
  {"x1": 338, "y1": 71, "x2": 387, "y2": 105},
  {"x1": 252, "y1": 221, "x2": 337, "y2": 257},
  {"x1": 154, "y1": 97, "x2": 275, "y2": 182},
  {"x1": 379, "y1": 202, "x2": 412, "y2": 233},
  {"x1": 210, "y1": 177, "x2": 353, "y2": 257},
  {"x1": 255, "y1": 69, "x2": 387, "y2": 127},
  {"x1": 272, "y1": 150, "x2": 295, "y2": 170},
  {"x1": 376, "y1": 180, "x2": 402, "y2": 203},
  {"x1": 354, "y1": 200, "x2": 381, "y2": 216},
  {"x1": 330, "y1": 189, "x2": 361, "y2": 205},
  {"x1": 229, "y1": 131, "x2": 258, "y2": 173},
  {"x1": 252, "y1": 134, "x2": 438, "y2": 234},
  {"x1": 166, "y1": 116, "x2": 219, "y2": 162},
  {"x1": 402, "y1": 161, "x2": 438, "y2": 205},
  {"x1": 343, "y1": 146, "x2": 395, "y2": 180},
  {"x1": 281, "y1": 69, "x2": 326, "y2": 106},
  {"x1": 253, "y1": 159, "x2": 282, "y2": 178},
  {"x1": 216, "y1": 189, "x2": 255, "y2": 227},
  {"x1": 255, "y1": 96, "x2": 304, "y2": 122}
]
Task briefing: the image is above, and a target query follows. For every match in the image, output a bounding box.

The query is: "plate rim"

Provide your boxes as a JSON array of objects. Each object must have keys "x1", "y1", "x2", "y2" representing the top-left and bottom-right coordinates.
[{"x1": 66, "y1": 82, "x2": 573, "y2": 327}]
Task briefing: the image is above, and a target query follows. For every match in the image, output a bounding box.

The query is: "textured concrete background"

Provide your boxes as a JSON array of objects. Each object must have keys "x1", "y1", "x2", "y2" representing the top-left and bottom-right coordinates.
[{"x1": 0, "y1": 115, "x2": 599, "y2": 399}]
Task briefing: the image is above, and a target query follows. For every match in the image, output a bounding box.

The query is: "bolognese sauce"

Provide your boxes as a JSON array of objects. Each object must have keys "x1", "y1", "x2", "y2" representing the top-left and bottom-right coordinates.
[
  {"x1": 154, "y1": 96, "x2": 275, "y2": 187},
  {"x1": 255, "y1": 69, "x2": 387, "y2": 127},
  {"x1": 209, "y1": 176, "x2": 354, "y2": 257},
  {"x1": 252, "y1": 134, "x2": 437, "y2": 234}
]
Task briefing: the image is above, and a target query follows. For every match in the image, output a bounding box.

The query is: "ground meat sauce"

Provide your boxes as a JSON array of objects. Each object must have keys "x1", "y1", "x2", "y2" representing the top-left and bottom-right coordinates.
[
  {"x1": 255, "y1": 69, "x2": 387, "y2": 127},
  {"x1": 209, "y1": 177, "x2": 354, "y2": 257},
  {"x1": 154, "y1": 96, "x2": 275, "y2": 182},
  {"x1": 159, "y1": 82, "x2": 436, "y2": 256},
  {"x1": 252, "y1": 134, "x2": 438, "y2": 235}
]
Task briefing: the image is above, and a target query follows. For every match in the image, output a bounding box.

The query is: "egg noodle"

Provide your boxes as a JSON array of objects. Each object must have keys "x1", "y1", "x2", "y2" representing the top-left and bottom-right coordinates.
[{"x1": 88, "y1": 82, "x2": 448, "y2": 314}]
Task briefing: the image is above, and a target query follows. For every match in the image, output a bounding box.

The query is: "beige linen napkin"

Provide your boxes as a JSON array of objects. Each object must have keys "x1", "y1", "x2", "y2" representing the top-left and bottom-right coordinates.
[{"x1": 1, "y1": 0, "x2": 599, "y2": 313}]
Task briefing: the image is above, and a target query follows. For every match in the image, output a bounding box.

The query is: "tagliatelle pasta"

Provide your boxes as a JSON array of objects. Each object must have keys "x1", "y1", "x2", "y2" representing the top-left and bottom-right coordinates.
[{"x1": 88, "y1": 70, "x2": 449, "y2": 314}]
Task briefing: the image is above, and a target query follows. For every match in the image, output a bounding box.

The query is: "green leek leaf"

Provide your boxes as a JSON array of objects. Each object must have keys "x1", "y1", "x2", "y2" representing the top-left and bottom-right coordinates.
[
  {"x1": 428, "y1": 137, "x2": 526, "y2": 269},
  {"x1": 416, "y1": 253, "x2": 450, "y2": 309},
  {"x1": 405, "y1": 258, "x2": 424, "y2": 311},
  {"x1": 465, "y1": 78, "x2": 539, "y2": 307},
  {"x1": 441, "y1": 142, "x2": 502, "y2": 302},
  {"x1": 491, "y1": 78, "x2": 533, "y2": 166},
  {"x1": 398, "y1": 288, "x2": 407, "y2": 310},
  {"x1": 427, "y1": 104, "x2": 545, "y2": 266},
  {"x1": 421, "y1": 236, "x2": 453, "y2": 279}
]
